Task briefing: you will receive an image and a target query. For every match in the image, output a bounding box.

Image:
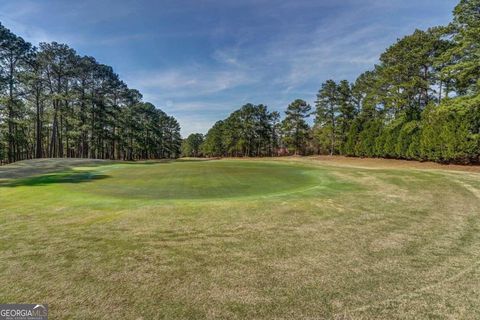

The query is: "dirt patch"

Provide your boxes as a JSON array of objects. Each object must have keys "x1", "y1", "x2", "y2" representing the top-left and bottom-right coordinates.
[
  {"x1": 303, "y1": 156, "x2": 480, "y2": 173},
  {"x1": 216, "y1": 156, "x2": 480, "y2": 173}
]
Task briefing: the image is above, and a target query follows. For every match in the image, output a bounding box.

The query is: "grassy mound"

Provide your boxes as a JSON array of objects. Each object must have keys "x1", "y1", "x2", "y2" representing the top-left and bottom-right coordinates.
[
  {"x1": 2, "y1": 159, "x2": 335, "y2": 200},
  {"x1": 76, "y1": 160, "x2": 326, "y2": 200}
]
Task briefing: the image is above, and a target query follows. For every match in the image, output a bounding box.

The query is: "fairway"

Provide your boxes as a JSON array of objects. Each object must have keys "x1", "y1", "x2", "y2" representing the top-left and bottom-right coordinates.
[{"x1": 1, "y1": 158, "x2": 480, "y2": 319}]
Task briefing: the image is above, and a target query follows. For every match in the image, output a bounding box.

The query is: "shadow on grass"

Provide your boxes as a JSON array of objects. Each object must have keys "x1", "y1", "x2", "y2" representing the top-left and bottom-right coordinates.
[
  {"x1": 0, "y1": 171, "x2": 110, "y2": 187},
  {"x1": 0, "y1": 158, "x2": 217, "y2": 186},
  {"x1": 0, "y1": 158, "x2": 217, "y2": 180},
  {"x1": 0, "y1": 158, "x2": 112, "y2": 180}
]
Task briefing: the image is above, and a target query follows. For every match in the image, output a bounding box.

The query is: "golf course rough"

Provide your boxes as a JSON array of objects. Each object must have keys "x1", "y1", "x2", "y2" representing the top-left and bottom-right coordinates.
[{"x1": 0, "y1": 158, "x2": 479, "y2": 319}]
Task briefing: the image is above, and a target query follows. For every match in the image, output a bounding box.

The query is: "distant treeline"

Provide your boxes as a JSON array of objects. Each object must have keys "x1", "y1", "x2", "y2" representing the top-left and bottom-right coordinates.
[
  {"x1": 0, "y1": 26, "x2": 181, "y2": 164},
  {"x1": 186, "y1": 0, "x2": 479, "y2": 164}
]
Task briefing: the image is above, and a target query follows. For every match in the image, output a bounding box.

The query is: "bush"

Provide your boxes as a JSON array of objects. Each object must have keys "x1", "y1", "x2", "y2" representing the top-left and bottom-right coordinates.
[
  {"x1": 396, "y1": 120, "x2": 421, "y2": 160},
  {"x1": 376, "y1": 116, "x2": 404, "y2": 158},
  {"x1": 355, "y1": 119, "x2": 383, "y2": 157},
  {"x1": 420, "y1": 96, "x2": 480, "y2": 163},
  {"x1": 343, "y1": 119, "x2": 361, "y2": 156},
  {"x1": 342, "y1": 95, "x2": 479, "y2": 164}
]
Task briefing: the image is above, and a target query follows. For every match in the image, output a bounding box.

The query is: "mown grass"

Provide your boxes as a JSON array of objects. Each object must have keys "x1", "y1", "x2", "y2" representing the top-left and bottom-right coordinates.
[{"x1": 0, "y1": 158, "x2": 479, "y2": 319}]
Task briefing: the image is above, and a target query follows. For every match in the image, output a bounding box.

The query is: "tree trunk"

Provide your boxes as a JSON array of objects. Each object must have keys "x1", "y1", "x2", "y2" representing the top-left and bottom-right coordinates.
[
  {"x1": 50, "y1": 105, "x2": 59, "y2": 158},
  {"x1": 35, "y1": 93, "x2": 42, "y2": 158},
  {"x1": 438, "y1": 80, "x2": 443, "y2": 104},
  {"x1": 7, "y1": 58, "x2": 15, "y2": 163}
]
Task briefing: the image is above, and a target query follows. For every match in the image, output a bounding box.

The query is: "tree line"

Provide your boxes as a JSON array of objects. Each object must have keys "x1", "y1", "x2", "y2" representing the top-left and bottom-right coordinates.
[
  {"x1": 190, "y1": 0, "x2": 479, "y2": 163},
  {"x1": 0, "y1": 25, "x2": 182, "y2": 164}
]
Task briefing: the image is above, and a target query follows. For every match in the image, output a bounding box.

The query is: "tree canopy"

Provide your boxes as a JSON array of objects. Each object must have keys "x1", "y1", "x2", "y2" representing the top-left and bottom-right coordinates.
[
  {"x1": 0, "y1": 24, "x2": 181, "y2": 164},
  {"x1": 1, "y1": 0, "x2": 479, "y2": 164},
  {"x1": 199, "y1": 0, "x2": 480, "y2": 163}
]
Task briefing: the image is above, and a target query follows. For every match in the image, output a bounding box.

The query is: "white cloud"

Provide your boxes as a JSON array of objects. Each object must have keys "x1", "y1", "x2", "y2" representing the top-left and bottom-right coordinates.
[
  {"x1": 125, "y1": 66, "x2": 255, "y2": 99},
  {"x1": 0, "y1": 0, "x2": 457, "y2": 136},
  {"x1": 158, "y1": 101, "x2": 237, "y2": 137}
]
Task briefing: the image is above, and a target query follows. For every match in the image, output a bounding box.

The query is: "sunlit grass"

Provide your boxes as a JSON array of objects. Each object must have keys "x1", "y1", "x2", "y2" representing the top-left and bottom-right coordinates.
[{"x1": 0, "y1": 158, "x2": 479, "y2": 319}]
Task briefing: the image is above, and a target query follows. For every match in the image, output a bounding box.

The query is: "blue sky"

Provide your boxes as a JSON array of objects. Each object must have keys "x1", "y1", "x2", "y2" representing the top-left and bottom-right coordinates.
[{"x1": 0, "y1": 0, "x2": 457, "y2": 136}]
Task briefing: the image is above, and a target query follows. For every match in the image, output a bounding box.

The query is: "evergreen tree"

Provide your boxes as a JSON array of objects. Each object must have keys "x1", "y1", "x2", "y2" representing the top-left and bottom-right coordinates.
[
  {"x1": 0, "y1": 23, "x2": 33, "y2": 162},
  {"x1": 315, "y1": 80, "x2": 339, "y2": 155},
  {"x1": 0, "y1": 26, "x2": 182, "y2": 164},
  {"x1": 182, "y1": 133, "x2": 204, "y2": 157},
  {"x1": 281, "y1": 99, "x2": 311, "y2": 155},
  {"x1": 440, "y1": 0, "x2": 480, "y2": 95}
]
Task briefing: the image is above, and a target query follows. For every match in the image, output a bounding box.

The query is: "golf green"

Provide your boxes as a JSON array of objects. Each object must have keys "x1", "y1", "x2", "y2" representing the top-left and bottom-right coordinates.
[{"x1": 5, "y1": 160, "x2": 328, "y2": 200}]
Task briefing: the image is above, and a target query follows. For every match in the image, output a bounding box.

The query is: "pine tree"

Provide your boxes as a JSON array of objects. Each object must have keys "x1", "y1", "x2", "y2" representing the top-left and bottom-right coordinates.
[
  {"x1": 281, "y1": 99, "x2": 311, "y2": 155},
  {"x1": 440, "y1": 0, "x2": 480, "y2": 95},
  {"x1": 315, "y1": 80, "x2": 339, "y2": 155}
]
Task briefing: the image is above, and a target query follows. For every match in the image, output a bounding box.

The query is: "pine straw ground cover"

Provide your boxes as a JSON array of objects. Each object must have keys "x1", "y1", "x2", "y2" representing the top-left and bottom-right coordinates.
[{"x1": 0, "y1": 157, "x2": 479, "y2": 319}]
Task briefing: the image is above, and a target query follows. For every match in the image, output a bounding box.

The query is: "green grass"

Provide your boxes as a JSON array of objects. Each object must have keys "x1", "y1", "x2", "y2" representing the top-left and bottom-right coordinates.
[{"x1": 1, "y1": 158, "x2": 479, "y2": 319}]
